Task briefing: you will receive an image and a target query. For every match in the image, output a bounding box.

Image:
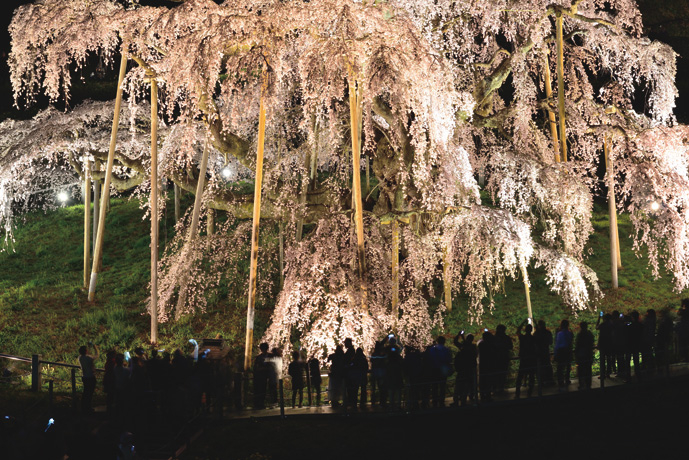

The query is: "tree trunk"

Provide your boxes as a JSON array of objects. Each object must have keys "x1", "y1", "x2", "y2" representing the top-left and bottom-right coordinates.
[
  {"x1": 244, "y1": 83, "x2": 268, "y2": 371},
  {"x1": 556, "y1": 13, "x2": 568, "y2": 162},
  {"x1": 150, "y1": 76, "x2": 159, "y2": 345},
  {"x1": 88, "y1": 51, "x2": 128, "y2": 302}
]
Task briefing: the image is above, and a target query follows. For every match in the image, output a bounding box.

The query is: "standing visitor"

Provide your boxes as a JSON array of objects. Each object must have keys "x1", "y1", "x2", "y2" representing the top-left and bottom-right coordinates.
[
  {"x1": 288, "y1": 351, "x2": 304, "y2": 408},
  {"x1": 554, "y1": 320, "x2": 573, "y2": 390},
  {"x1": 575, "y1": 322, "x2": 594, "y2": 390},
  {"x1": 308, "y1": 357, "x2": 322, "y2": 406},
  {"x1": 534, "y1": 320, "x2": 554, "y2": 386},
  {"x1": 78, "y1": 342, "x2": 99, "y2": 414},
  {"x1": 515, "y1": 320, "x2": 537, "y2": 399},
  {"x1": 494, "y1": 325, "x2": 513, "y2": 394},
  {"x1": 253, "y1": 343, "x2": 271, "y2": 409}
]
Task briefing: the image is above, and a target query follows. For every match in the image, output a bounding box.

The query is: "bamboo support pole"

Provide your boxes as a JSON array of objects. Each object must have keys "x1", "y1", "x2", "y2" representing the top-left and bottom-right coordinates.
[
  {"x1": 443, "y1": 244, "x2": 452, "y2": 311},
  {"x1": 604, "y1": 137, "x2": 619, "y2": 288},
  {"x1": 174, "y1": 183, "x2": 180, "y2": 223},
  {"x1": 521, "y1": 265, "x2": 534, "y2": 323},
  {"x1": 88, "y1": 51, "x2": 128, "y2": 302},
  {"x1": 244, "y1": 81, "x2": 268, "y2": 372},
  {"x1": 348, "y1": 77, "x2": 367, "y2": 312},
  {"x1": 556, "y1": 13, "x2": 568, "y2": 162},
  {"x1": 279, "y1": 222, "x2": 285, "y2": 288},
  {"x1": 206, "y1": 208, "x2": 215, "y2": 235},
  {"x1": 150, "y1": 77, "x2": 159, "y2": 344},
  {"x1": 543, "y1": 50, "x2": 561, "y2": 162},
  {"x1": 92, "y1": 175, "x2": 99, "y2": 255},
  {"x1": 83, "y1": 159, "x2": 91, "y2": 289},
  {"x1": 391, "y1": 219, "x2": 399, "y2": 318},
  {"x1": 174, "y1": 136, "x2": 211, "y2": 316}
]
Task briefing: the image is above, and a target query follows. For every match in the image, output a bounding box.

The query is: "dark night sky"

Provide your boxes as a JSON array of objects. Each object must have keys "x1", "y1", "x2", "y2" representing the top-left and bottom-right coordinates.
[{"x1": 1, "y1": 0, "x2": 687, "y2": 118}]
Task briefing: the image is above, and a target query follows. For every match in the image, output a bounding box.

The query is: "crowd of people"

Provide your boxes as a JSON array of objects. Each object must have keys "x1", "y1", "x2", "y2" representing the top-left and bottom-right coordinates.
[
  {"x1": 253, "y1": 304, "x2": 689, "y2": 410},
  {"x1": 77, "y1": 305, "x2": 689, "y2": 417}
]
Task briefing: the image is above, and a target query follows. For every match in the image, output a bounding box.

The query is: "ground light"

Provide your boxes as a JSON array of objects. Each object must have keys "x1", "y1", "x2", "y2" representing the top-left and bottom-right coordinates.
[{"x1": 57, "y1": 191, "x2": 69, "y2": 204}]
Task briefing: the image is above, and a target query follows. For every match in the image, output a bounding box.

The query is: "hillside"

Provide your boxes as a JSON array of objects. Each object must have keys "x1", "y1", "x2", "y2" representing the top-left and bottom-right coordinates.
[{"x1": 0, "y1": 194, "x2": 686, "y2": 371}]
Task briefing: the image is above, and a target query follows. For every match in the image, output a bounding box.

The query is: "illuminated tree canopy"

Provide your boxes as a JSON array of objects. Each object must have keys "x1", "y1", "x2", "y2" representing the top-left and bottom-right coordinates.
[{"x1": 3, "y1": 0, "x2": 689, "y2": 358}]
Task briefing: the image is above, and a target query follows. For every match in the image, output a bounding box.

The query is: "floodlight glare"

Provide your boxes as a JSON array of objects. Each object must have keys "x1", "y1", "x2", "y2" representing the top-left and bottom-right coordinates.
[
  {"x1": 57, "y1": 191, "x2": 69, "y2": 203},
  {"x1": 651, "y1": 201, "x2": 660, "y2": 211}
]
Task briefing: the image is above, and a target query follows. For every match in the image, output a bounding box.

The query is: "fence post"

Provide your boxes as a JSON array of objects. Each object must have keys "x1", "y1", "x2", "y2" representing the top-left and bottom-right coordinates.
[
  {"x1": 48, "y1": 380, "x2": 54, "y2": 410},
  {"x1": 31, "y1": 354, "x2": 41, "y2": 392},
  {"x1": 279, "y1": 379, "x2": 285, "y2": 418},
  {"x1": 305, "y1": 363, "x2": 312, "y2": 407},
  {"x1": 71, "y1": 368, "x2": 78, "y2": 410}
]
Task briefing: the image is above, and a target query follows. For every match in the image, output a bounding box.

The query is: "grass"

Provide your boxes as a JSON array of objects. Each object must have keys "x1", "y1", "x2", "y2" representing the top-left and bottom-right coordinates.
[{"x1": 0, "y1": 195, "x2": 687, "y2": 377}]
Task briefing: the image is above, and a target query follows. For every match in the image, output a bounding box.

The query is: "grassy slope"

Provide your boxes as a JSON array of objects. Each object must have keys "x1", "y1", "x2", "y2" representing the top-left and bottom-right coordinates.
[{"x1": 0, "y1": 197, "x2": 686, "y2": 371}]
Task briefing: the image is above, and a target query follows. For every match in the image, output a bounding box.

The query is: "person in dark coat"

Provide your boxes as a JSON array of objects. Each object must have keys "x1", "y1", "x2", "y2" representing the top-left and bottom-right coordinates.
[
  {"x1": 327, "y1": 345, "x2": 346, "y2": 408},
  {"x1": 494, "y1": 325, "x2": 513, "y2": 394},
  {"x1": 429, "y1": 336, "x2": 452, "y2": 407},
  {"x1": 575, "y1": 321, "x2": 595, "y2": 390},
  {"x1": 554, "y1": 319, "x2": 573, "y2": 390},
  {"x1": 288, "y1": 351, "x2": 304, "y2": 408},
  {"x1": 533, "y1": 320, "x2": 554, "y2": 386},
  {"x1": 308, "y1": 357, "x2": 322, "y2": 406},
  {"x1": 351, "y1": 348, "x2": 369, "y2": 408},
  {"x1": 452, "y1": 332, "x2": 477, "y2": 406},
  {"x1": 596, "y1": 313, "x2": 614, "y2": 378},
  {"x1": 515, "y1": 320, "x2": 537, "y2": 398},
  {"x1": 252, "y1": 343, "x2": 271, "y2": 409},
  {"x1": 478, "y1": 330, "x2": 496, "y2": 402}
]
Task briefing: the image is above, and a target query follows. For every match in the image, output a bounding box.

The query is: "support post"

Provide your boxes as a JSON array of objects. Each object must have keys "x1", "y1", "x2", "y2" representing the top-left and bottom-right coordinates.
[
  {"x1": 392, "y1": 219, "x2": 399, "y2": 318},
  {"x1": 88, "y1": 51, "x2": 128, "y2": 302},
  {"x1": 31, "y1": 354, "x2": 41, "y2": 392},
  {"x1": 150, "y1": 75, "x2": 159, "y2": 344},
  {"x1": 83, "y1": 158, "x2": 91, "y2": 289},
  {"x1": 543, "y1": 50, "x2": 561, "y2": 162},
  {"x1": 521, "y1": 265, "x2": 534, "y2": 323},
  {"x1": 556, "y1": 13, "x2": 568, "y2": 162},
  {"x1": 279, "y1": 222, "x2": 285, "y2": 288},
  {"x1": 443, "y1": 243, "x2": 452, "y2": 311},
  {"x1": 604, "y1": 137, "x2": 619, "y2": 289},
  {"x1": 206, "y1": 208, "x2": 215, "y2": 235},
  {"x1": 348, "y1": 76, "x2": 367, "y2": 311},
  {"x1": 175, "y1": 136, "x2": 212, "y2": 317},
  {"x1": 174, "y1": 183, "x2": 180, "y2": 223},
  {"x1": 92, "y1": 175, "x2": 100, "y2": 254},
  {"x1": 244, "y1": 80, "x2": 268, "y2": 371}
]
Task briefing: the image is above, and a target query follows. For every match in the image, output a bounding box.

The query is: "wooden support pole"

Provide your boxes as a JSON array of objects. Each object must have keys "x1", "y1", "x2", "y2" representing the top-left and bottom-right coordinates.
[
  {"x1": 206, "y1": 208, "x2": 215, "y2": 235},
  {"x1": 279, "y1": 222, "x2": 285, "y2": 289},
  {"x1": 443, "y1": 244, "x2": 452, "y2": 311},
  {"x1": 175, "y1": 136, "x2": 211, "y2": 317},
  {"x1": 556, "y1": 13, "x2": 568, "y2": 162},
  {"x1": 83, "y1": 159, "x2": 91, "y2": 289},
  {"x1": 88, "y1": 51, "x2": 128, "y2": 302},
  {"x1": 604, "y1": 137, "x2": 619, "y2": 288},
  {"x1": 92, "y1": 175, "x2": 99, "y2": 255},
  {"x1": 391, "y1": 219, "x2": 399, "y2": 318},
  {"x1": 543, "y1": 50, "x2": 561, "y2": 162},
  {"x1": 244, "y1": 81, "x2": 268, "y2": 372},
  {"x1": 521, "y1": 265, "x2": 534, "y2": 323},
  {"x1": 174, "y1": 183, "x2": 180, "y2": 223},
  {"x1": 150, "y1": 76, "x2": 159, "y2": 344},
  {"x1": 348, "y1": 77, "x2": 367, "y2": 311}
]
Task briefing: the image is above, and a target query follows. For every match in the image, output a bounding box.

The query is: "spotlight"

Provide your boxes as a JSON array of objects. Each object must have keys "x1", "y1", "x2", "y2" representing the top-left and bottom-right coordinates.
[
  {"x1": 221, "y1": 167, "x2": 232, "y2": 179},
  {"x1": 650, "y1": 201, "x2": 660, "y2": 211},
  {"x1": 57, "y1": 191, "x2": 69, "y2": 204}
]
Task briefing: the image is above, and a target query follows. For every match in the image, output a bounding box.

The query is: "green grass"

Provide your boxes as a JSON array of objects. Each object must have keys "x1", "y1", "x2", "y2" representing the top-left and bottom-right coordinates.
[{"x1": 0, "y1": 196, "x2": 686, "y2": 375}]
